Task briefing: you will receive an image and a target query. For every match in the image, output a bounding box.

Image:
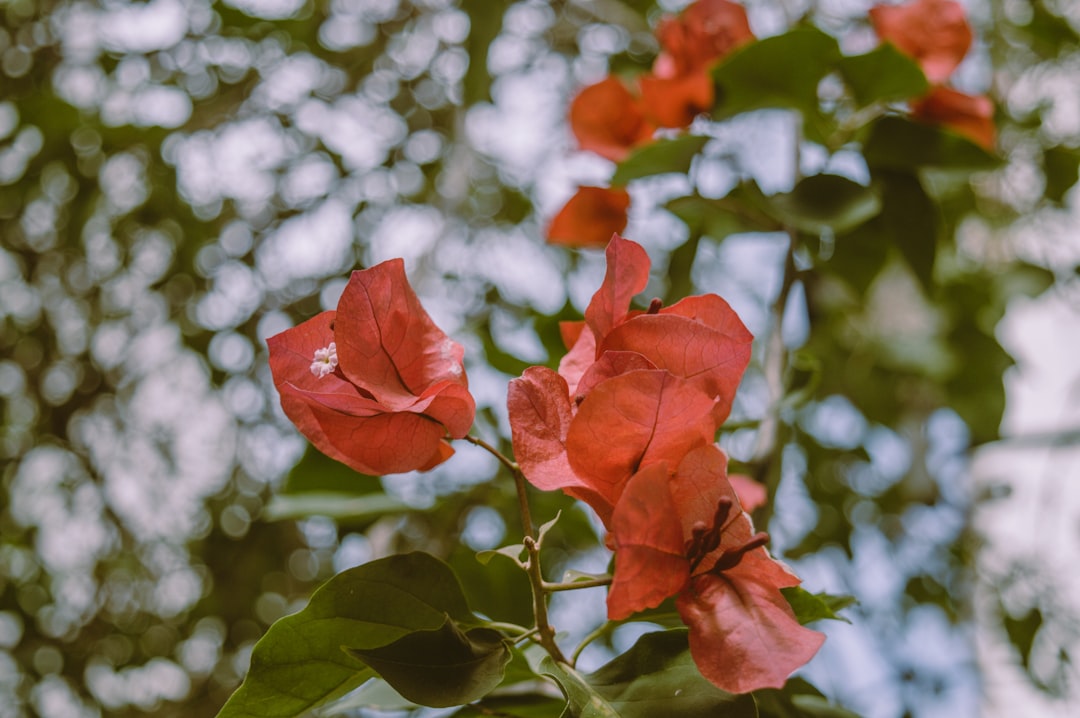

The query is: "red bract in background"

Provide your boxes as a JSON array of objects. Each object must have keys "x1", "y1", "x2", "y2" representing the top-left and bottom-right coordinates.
[{"x1": 268, "y1": 259, "x2": 475, "y2": 475}]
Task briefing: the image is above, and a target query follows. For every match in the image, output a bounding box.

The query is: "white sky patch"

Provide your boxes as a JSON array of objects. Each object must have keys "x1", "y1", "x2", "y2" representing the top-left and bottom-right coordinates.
[
  {"x1": 367, "y1": 205, "x2": 444, "y2": 268},
  {"x1": 98, "y1": 0, "x2": 190, "y2": 54},
  {"x1": 223, "y1": 0, "x2": 307, "y2": 20},
  {"x1": 296, "y1": 95, "x2": 407, "y2": 172},
  {"x1": 256, "y1": 198, "x2": 355, "y2": 290}
]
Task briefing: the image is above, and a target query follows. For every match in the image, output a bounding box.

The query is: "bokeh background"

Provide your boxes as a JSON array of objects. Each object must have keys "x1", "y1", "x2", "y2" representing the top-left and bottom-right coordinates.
[{"x1": 2, "y1": 0, "x2": 1080, "y2": 716}]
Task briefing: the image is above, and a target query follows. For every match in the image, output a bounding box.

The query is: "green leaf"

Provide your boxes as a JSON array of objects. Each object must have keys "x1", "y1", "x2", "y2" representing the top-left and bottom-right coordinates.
[
  {"x1": 712, "y1": 27, "x2": 840, "y2": 118},
  {"x1": 781, "y1": 587, "x2": 856, "y2": 625},
  {"x1": 280, "y1": 446, "x2": 384, "y2": 496},
  {"x1": 768, "y1": 175, "x2": 881, "y2": 235},
  {"x1": 460, "y1": 0, "x2": 509, "y2": 105},
  {"x1": 755, "y1": 678, "x2": 862, "y2": 718},
  {"x1": 452, "y1": 694, "x2": 570, "y2": 717},
  {"x1": 611, "y1": 135, "x2": 710, "y2": 186},
  {"x1": 216, "y1": 553, "x2": 487, "y2": 717},
  {"x1": 665, "y1": 183, "x2": 783, "y2": 241},
  {"x1": 348, "y1": 619, "x2": 512, "y2": 708},
  {"x1": 872, "y1": 170, "x2": 939, "y2": 292},
  {"x1": 837, "y1": 43, "x2": 928, "y2": 108},
  {"x1": 1043, "y1": 145, "x2": 1080, "y2": 205},
  {"x1": 585, "y1": 630, "x2": 758, "y2": 718},
  {"x1": 262, "y1": 492, "x2": 411, "y2": 522},
  {"x1": 863, "y1": 115, "x2": 1001, "y2": 171},
  {"x1": 540, "y1": 658, "x2": 620, "y2": 718},
  {"x1": 452, "y1": 544, "x2": 533, "y2": 626},
  {"x1": 475, "y1": 543, "x2": 528, "y2": 568}
]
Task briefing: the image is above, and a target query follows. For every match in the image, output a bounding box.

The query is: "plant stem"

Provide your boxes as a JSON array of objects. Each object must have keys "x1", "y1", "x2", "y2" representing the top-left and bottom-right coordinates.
[
  {"x1": 541, "y1": 575, "x2": 613, "y2": 592},
  {"x1": 464, "y1": 434, "x2": 566, "y2": 662},
  {"x1": 570, "y1": 622, "x2": 611, "y2": 667},
  {"x1": 463, "y1": 433, "x2": 533, "y2": 535}
]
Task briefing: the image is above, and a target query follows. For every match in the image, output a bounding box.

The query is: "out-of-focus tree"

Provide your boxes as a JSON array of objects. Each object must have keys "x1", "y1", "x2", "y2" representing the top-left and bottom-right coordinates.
[{"x1": 1, "y1": 1, "x2": 1078, "y2": 716}]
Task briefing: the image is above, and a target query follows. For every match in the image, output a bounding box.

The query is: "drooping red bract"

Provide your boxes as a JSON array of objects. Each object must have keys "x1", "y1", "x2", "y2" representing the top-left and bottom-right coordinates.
[
  {"x1": 546, "y1": 187, "x2": 631, "y2": 249},
  {"x1": 869, "y1": 0, "x2": 973, "y2": 84},
  {"x1": 912, "y1": 85, "x2": 995, "y2": 150},
  {"x1": 568, "y1": 76, "x2": 655, "y2": 162},
  {"x1": 639, "y1": 0, "x2": 755, "y2": 127},
  {"x1": 268, "y1": 260, "x2": 475, "y2": 476},
  {"x1": 507, "y1": 235, "x2": 752, "y2": 524},
  {"x1": 607, "y1": 445, "x2": 825, "y2": 694}
]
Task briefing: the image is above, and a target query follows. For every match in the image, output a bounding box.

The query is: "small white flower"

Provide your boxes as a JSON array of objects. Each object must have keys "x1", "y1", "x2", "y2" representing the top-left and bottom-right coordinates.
[{"x1": 309, "y1": 342, "x2": 338, "y2": 378}]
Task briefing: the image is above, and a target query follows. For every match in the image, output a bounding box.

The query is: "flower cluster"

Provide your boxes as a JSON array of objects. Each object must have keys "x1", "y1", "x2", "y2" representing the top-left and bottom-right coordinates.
[
  {"x1": 548, "y1": 0, "x2": 753, "y2": 248},
  {"x1": 508, "y1": 234, "x2": 823, "y2": 693},
  {"x1": 870, "y1": 0, "x2": 995, "y2": 148}
]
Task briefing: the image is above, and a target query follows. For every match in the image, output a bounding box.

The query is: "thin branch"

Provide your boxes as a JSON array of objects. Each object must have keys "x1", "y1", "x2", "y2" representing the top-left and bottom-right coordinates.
[
  {"x1": 541, "y1": 575, "x2": 613, "y2": 592},
  {"x1": 571, "y1": 622, "x2": 611, "y2": 667}
]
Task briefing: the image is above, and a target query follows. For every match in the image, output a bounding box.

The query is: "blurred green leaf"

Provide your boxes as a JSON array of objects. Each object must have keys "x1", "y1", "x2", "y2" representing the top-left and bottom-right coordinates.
[
  {"x1": 863, "y1": 116, "x2": 1001, "y2": 171},
  {"x1": 712, "y1": 27, "x2": 840, "y2": 118},
  {"x1": 262, "y1": 492, "x2": 410, "y2": 522},
  {"x1": 461, "y1": 0, "x2": 509, "y2": 105},
  {"x1": 1042, "y1": 145, "x2": 1080, "y2": 205},
  {"x1": 837, "y1": 43, "x2": 928, "y2": 108},
  {"x1": 451, "y1": 694, "x2": 569, "y2": 717},
  {"x1": 781, "y1": 587, "x2": 856, "y2": 625},
  {"x1": 585, "y1": 630, "x2": 758, "y2": 718},
  {"x1": 611, "y1": 135, "x2": 710, "y2": 185},
  {"x1": 348, "y1": 619, "x2": 512, "y2": 708},
  {"x1": 873, "y1": 170, "x2": 939, "y2": 293},
  {"x1": 768, "y1": 174, "x2": 881, "y2": 235},
  {"x1": 665, "y1": 182, "x2": 783, "y2": 241},
  {"x1": 280, "y1": 446, "x2": 383, "y2": 496},
  {"x1": 216, "y1": 553, "x2": 490, "y2": 717}
]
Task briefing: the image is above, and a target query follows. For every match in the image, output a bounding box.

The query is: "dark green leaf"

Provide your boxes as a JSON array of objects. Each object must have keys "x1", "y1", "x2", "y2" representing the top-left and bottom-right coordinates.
[
  {"x1": 768, "y1": 175, "x2": 881, "y2": 235},
  {"x1": 453, "y1": 543, "x2": 533, "y2": 626},
  {"x1": 755, "y1": 678, "x2": 862, "y2": 718},
  {"x1": 837, "y1": 44, "x2": 928, "y2": 108},
  {"x1": 781, "y1": 587, "x2": 856, "y2": 625},
  {"x1": 863, "y1": 115, "x2": 1001, "y2": 171},
  {"x1": 216, "y1": 553, "x2": 482, "y2": 717},
  {"x1": 712, "y1": 27, "x2": 840, "y2": 118},
  {"x1": 1042, "y1": 145, "x2": 1080, "y2": 205},
  {"x1": 873, "y1": 170, "x2": 938, "y2": 292},
  {"x1": 348, "y1": 619, "x2": 512, "y2": 708},
  {"x1": 585, "y1": 630, "x2": 758, "y2": 718},
  {"x1": 611, "y1": 135, "x2": 710, "y2": 185}
]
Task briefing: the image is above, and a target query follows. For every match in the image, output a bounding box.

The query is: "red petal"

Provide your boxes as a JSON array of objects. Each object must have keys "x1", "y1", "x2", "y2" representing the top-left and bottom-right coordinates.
[
  {"x1": 276, "y1": 386, "x2": 451, "y2": 475},
  {"x1": 911, "y1": 86, "x2": 995, "y2": 150},
  {"x1": 583, "y1": 235, "x2": 651, "y2": 343},
  {"x1": 638, "y1": 73, "x2": 714, "y2": 129},
  {"x1": 568, "y1": 76, "x2": 655, "y2": 162},
  {"x1": 335, "y1": 259, "x2": 470, "y2": 409},
  {"x1": 869, "y1": 0, "x2": 972, "y2": 84},
  {"x1": 607, "y1": 463, "x2": 690, "y2": 620},
  {"x1": 546, "y1": 188, "x2": 630, "y2": 249},
  {"x1": 566, "y1": 370, "x2": 718, "y2": 511},
  {"x1": 601, "y1": 311, "x2": 752, "y2": 424},
  {"x1": 677, "y1": 567, "x2": 825, "y2": 693},
  {"x1": 574, "y1": 350, "x2": 657, "y2": 399},
  {"x1": 729, "y1": 474, "x2": 767, "y2": 513}
]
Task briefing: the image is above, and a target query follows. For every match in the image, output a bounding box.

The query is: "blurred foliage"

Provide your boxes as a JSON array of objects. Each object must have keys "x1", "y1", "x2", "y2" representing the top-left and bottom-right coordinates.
[{"x1": 1, "y1": 0, "x2": 1079, "y2": 716}]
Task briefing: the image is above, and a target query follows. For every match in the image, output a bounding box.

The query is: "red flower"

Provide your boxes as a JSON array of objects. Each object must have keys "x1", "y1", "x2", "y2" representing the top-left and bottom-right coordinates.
[
  {"x1": 869, "y1": 0, "x2": 973, "y2": 84},
  {"x1": 559, "y1": 234, "x2": 752, "y2": 425},
  {"x1": 912, "y1": 85, "x2": 995, "y2": 149},
  {"x1": 267, "y1": 260, "x2": 475, "y2": 475},
  {"x1": 507, "y1": 235, "x2": 752, "y2": 524},
  {"x1": 546, "y1": 188, "x2": 630, "y2": 249},
  {"x1": 569, "y1": 76, "x2": 655, "y2": 162},
  {"x1": 607, "y1": 445, "x2": 824, "y2": 693},
  {"x1": 639, "y1": 0, "x2": 755, "y2": 127}
]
